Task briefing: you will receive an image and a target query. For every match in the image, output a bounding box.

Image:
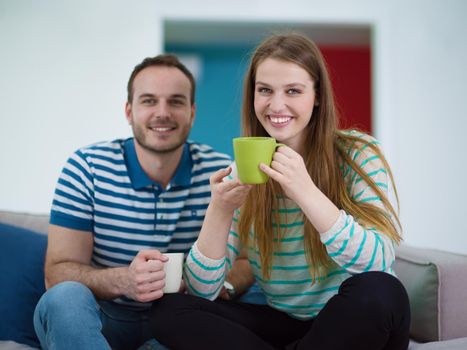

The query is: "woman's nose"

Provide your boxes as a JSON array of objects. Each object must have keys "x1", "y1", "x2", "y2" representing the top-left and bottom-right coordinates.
[{"x1": 268, "y1": 93, "x2": 286, "y2": 112}]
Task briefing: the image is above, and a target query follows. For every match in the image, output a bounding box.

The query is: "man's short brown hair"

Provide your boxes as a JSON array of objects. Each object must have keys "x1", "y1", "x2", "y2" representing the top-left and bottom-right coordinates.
[{"x1": 127, "y1": 54, "x2": 196, "y2": 104}]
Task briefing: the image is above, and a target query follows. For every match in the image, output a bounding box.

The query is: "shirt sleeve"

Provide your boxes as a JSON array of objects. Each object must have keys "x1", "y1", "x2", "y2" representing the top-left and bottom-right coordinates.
[
  {"x1": 49, "y1": 149, "x2": 95, "y2": 232},
  {"x1": 184, "y1": 209, "x2": 242, "y2": 300},
  {"x1": 319, "y1": 133, "x2": 397, "y2": 274}
]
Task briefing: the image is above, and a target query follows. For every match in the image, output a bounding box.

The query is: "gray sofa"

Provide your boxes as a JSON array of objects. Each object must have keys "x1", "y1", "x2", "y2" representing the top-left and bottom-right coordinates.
[{"x1": 1, "y1": 210, "x2": 467, "y2": 349}]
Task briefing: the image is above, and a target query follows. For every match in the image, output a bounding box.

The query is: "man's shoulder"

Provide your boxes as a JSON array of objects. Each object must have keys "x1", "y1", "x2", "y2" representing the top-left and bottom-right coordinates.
[
  {"x1": 187, "y1": 141, "x2": 231, "y2": 163},
  {"x1": 74, "y1": 138, "x2": 127, "y2": 158}
]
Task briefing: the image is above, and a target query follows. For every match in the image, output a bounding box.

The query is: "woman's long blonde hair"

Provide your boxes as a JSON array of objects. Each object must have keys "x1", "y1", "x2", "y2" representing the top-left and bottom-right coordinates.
[{"x1": 238, "y1": 33, "x2": 402, "y2": 281}]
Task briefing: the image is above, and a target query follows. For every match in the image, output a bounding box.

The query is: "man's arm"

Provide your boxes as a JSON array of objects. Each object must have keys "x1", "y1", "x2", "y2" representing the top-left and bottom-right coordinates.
[
  {"x1": 218, "y1": 249, "x2": 255, "y2": 300},
  {"x1": 45, "y1": 224, "x2": 167, "y2": 302}
]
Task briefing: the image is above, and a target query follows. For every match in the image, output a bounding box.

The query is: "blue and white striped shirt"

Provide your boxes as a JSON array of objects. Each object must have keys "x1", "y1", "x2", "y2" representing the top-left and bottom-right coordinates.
[
  {"x1": 50, "y1": 138, "x2": 231, "y2": 307},
  {"x1": 185, "y1": 131, "x2": 398, "y2": 320}
]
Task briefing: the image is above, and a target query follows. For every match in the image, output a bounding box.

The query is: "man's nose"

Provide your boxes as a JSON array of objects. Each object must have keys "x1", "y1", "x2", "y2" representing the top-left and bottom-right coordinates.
[{"x1": 155, "y1": 100, "x2": 171, "y2": 118}]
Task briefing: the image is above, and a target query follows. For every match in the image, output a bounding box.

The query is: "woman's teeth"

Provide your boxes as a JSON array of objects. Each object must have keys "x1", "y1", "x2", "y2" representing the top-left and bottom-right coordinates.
[{"x1": 269, "y1": 116, "x2": 291, "y2": 124}]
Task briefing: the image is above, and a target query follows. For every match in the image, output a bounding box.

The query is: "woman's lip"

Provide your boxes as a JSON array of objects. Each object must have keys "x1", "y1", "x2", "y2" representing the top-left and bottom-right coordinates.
[{"x1": 267, "y1": 115, "x2": 292, "y2": 128}]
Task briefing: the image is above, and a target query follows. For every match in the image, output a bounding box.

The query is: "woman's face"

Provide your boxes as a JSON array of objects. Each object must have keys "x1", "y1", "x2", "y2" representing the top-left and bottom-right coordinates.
[{"x1": 254, "y1": 58, "x2": 317, "y2": 152}]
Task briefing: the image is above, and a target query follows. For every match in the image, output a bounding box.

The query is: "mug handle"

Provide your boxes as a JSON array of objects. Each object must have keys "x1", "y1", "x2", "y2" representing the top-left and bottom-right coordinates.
[{"x1": 275, "y1": 142, "x2": 286, "y2": 149}]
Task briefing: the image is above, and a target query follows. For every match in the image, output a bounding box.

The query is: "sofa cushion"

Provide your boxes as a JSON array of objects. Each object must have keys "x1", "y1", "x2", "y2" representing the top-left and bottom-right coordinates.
[
  {"x1": 394, "y1": 244, "x2": 467, "y2": 342},
  {"x1": 0, "y1": 223, "x2": 47, "y2": 348},
  {"x1": 408, "y1": 337, "x2": 467, "y2": 350}
]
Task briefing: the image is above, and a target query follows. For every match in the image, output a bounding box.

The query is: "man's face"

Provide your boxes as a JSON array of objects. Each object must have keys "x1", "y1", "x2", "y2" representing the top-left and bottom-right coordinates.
[{"x1": 125, "y1": 66, "x2": 195, "y2": 154}]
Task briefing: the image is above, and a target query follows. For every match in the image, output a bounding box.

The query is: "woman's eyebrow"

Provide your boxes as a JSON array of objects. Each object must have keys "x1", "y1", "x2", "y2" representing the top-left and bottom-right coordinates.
[{"x1": 255, "y1": 81, "x2": 307, "y2": 88}]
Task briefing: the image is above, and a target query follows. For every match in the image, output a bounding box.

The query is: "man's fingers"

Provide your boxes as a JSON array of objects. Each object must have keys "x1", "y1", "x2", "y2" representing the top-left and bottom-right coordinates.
[
  {"x1": 178, "y1": 279, "x2": 186, "y2": 293},
  {"x1": 134, "y1": 269, "x2": 165, "y2": 284},
  {"x1": 217, "y1": 287, "x2": 229, "y2": 300},
  {"x1": 137, "y1": 249, "x2": 167, "y2": 262},
  {"x1": 136, "y1": 288, "x2": 164, "y2": 303}
]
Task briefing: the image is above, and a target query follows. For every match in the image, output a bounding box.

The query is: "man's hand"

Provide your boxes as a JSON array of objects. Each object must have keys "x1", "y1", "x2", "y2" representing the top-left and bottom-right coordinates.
[
  {"x1": 217, "y1": 252, "x2": 254, "y2": 301},
  {"x1": 218, "y1": 281, "x2": 236, "y2": 301},
  {"x1": 125, "y1": 250, "x2": 168, "y2": 303}
]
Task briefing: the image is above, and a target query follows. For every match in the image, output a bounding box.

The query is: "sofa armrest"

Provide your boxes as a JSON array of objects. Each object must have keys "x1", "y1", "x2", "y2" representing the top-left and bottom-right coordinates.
[{"x1": 394, "y1": 244, "x2": 467, "y2": 342}]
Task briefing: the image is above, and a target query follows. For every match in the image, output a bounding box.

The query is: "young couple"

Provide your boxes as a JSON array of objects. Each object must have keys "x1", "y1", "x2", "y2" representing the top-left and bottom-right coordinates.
[{"x1": 35, "y1": 32, "x2": 410, "y2": 350}]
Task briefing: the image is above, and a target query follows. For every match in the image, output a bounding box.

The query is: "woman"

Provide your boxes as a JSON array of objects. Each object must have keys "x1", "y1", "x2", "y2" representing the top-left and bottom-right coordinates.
[{"x1": 151, "y1": 33, "x2": 410, "y2": 350}]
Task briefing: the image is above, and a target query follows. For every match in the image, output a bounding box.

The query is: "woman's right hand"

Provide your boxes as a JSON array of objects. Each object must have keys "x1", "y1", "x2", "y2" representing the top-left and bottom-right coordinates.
[{"x1": 209, "y1": 167, "x2": 252, "y2": 213}]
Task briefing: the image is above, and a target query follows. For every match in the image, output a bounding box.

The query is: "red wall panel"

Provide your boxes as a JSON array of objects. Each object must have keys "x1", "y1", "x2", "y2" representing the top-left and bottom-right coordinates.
[{"x1": 319, "y1": 46, "x2": 372, "y2": 133}]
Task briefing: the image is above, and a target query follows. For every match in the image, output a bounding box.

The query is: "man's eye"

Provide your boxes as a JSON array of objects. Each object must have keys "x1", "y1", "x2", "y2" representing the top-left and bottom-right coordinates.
[
  {"x1": 142, "y1": 99, "x2": 156, "y2": 104},
  {"x1": 170, "y1": 99, "x2": 185, "y2": 106}
]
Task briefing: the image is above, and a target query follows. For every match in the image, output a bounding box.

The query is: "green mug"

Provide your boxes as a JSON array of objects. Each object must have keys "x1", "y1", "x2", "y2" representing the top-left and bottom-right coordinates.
[{"x1": 233, "y1": 137, "x2": 284, "y2": 184}]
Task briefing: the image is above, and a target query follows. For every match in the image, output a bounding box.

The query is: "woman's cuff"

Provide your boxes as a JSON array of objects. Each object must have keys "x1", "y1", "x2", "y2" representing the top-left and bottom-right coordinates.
[{"x1": 319, "y1": 209, "x2": 347, "y2": 243}]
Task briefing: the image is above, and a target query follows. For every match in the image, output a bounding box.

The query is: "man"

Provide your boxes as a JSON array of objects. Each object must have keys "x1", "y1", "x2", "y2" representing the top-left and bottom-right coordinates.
[{"x1": 33, "y1": 54, "x2": 253, "y2": 350}]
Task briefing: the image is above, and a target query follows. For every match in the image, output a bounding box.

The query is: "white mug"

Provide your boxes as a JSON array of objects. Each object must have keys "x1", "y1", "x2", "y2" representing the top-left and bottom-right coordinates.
[{"x1": 162, "y1": 252, "x2": 184, "y2": 293}]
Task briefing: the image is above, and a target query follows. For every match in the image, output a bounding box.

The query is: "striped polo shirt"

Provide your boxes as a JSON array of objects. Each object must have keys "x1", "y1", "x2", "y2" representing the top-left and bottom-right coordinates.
[
  {"x1": 185, "y1": 131, "x2": 398, "y2": 320},
  {"x1": 50, "y1": 138, "x2": 231, "y2": 307}
]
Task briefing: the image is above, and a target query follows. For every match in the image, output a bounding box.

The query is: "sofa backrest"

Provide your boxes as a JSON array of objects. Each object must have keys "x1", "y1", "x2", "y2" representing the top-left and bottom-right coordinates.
[
  {"x1": 0, "y1": 210, "x2": 49, "y2": 235},
  {"x1": 394, "y1": 244, "x2": 467, "y2": 342}
]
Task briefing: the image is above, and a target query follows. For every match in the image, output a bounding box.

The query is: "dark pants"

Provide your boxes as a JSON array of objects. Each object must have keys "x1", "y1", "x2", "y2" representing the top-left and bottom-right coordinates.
[{"x1": 150, "y1": 272, "x2": 410, "y2": 350}]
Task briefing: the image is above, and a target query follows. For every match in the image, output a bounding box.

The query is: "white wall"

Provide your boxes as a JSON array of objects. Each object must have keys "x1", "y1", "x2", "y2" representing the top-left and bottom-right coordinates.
[
  {"x1": 0, "y1": 0, "x2": 160, "y2": 212},
  {"x1": 1, "y1": 0, "x2": 466, "y2": 254}
]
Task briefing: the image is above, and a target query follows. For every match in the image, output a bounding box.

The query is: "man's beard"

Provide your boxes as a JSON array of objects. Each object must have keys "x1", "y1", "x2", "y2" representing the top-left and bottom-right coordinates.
[{"x1": 132, "y1": 123, "x2": 190, "y2": 155}]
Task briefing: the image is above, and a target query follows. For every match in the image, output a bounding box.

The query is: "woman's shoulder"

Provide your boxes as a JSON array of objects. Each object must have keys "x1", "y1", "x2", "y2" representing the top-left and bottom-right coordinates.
[
  {"x1": 339, "y1": 129, "x2": 379, "y2": 146},
  {"x1": 337, "y1": 129, "x2": 382, "y2": 158},
  {"x1": 337, "y1": 129, "x2": 388, "y2": 181}
]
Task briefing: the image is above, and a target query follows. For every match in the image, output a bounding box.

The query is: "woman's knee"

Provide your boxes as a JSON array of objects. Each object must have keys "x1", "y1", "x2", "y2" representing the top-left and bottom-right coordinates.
[
  {"x1": 152, "y1": 293, "x2": 203, "y2": 314},
  {"x1": 341, "y1": 272, "x2": 410, "y2": 315}
]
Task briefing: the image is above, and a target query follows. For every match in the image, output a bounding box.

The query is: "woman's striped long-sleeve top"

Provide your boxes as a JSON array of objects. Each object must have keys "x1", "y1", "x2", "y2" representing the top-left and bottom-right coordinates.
[{"x1": 184, "y1": 132, "x2": 399, "y2": 320}]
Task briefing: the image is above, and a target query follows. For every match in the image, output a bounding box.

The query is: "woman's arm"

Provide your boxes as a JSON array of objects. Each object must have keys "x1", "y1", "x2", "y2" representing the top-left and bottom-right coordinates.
[
  {"x1": 184, "y1": 167, "x2": 251, "y2": 299},
  {"x1": 260, "y1": 136, "x2": 396, "y2": 274},
  {"x1": 318, "y1": 136, "x2": 397, "y2": 274}
]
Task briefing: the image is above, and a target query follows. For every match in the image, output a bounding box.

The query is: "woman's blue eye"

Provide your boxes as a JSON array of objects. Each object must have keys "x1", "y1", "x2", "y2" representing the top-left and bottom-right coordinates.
[
  {"x1": 258, "y1": 87, "x2": 271, "y2": 93},
  {"x1": 287, "y1": 89, "x2": 301, "y2": 94}
]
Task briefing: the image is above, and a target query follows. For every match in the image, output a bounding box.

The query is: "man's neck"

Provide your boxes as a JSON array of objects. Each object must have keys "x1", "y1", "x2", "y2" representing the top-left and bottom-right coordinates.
[{"x1": 133, "y1": 141, "x2": 185, "y2": 189}]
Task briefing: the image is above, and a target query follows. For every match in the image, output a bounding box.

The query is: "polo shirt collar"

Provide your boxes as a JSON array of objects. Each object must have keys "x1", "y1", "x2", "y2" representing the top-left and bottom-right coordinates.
[{"x1": 124, "y1": 138, "x2": 192, "y2": 190}]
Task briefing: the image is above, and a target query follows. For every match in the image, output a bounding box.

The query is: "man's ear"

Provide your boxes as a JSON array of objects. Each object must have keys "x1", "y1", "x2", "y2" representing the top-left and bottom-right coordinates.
[
  {"x1": 125, "y1": 102, "x2": 132, "y2": 125},
  {"x1": 190, "y1": 103, "x2": 196, "y2": 128}
]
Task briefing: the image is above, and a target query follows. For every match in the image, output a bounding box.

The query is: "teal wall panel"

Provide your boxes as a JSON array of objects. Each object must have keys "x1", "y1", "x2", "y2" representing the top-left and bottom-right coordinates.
[{"x1": 165, "y1": 45, "x2": 252, "y2": 157}]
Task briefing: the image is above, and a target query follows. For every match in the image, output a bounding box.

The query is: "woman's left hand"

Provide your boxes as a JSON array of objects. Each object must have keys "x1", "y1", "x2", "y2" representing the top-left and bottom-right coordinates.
[{"x1": 259, "y1": 145, "x2": 316, "y2": 204}]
